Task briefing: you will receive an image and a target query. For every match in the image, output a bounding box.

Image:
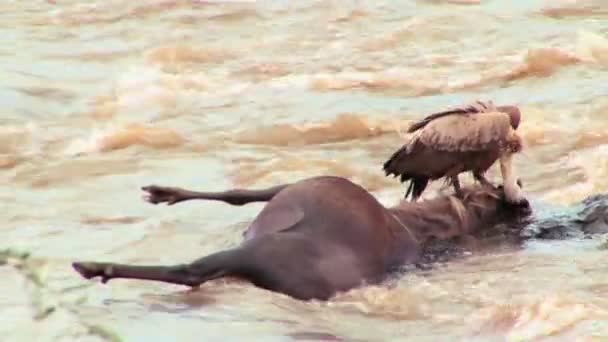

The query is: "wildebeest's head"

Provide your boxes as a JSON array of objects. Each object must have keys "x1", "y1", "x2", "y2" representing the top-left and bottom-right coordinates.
[{"x1": 393, "y1": 185, "x2": 532, "y2": 242}]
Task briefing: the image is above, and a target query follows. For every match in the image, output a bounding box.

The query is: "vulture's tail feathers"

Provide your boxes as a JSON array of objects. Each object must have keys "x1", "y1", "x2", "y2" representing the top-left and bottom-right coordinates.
[
  {"x1": 383, "y1": 144, "x2": 410, "y2": 177},
  {"x1": 383, "y1": 145, "x2": 429, "y2": 201}
]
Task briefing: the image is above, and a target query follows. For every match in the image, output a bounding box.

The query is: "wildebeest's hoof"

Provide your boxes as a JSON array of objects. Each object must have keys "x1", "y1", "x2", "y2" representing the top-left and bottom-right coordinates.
[
  {"x1": 141, "y1": 185, "x2": 185, "y2": 205},
  {"x1": 72, "y1": 262, "x2": 113, "y2": 283}
]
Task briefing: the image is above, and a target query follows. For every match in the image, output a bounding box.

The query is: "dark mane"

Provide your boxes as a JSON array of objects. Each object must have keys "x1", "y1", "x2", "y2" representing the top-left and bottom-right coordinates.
[{"x1": 392, "y1": 186, "x2": 508, "y2": 238}]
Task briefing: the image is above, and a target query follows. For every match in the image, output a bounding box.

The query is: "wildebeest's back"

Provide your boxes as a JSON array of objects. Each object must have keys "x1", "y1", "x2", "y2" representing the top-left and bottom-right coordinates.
[{"x1": 246, "y1": 176, "x2": 393, "y2": 249}]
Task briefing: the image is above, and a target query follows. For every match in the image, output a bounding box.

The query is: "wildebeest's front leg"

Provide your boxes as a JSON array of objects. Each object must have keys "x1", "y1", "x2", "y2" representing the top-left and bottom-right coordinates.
[
  {"x1": 72, "y1": 249, "x2": 243, "y2": 287},
  {"x1": 141, "y1": 184, "x2": 290, "y2": 206}
]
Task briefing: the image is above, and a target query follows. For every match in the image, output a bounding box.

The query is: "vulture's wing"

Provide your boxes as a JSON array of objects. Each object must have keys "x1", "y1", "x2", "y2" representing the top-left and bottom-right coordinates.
[
  {"x1": 407, "y1": 100, "x2": 497, "y2": 133},
  {"x1": 414, "y1": 110, "x2": 512, "y2": 152}
]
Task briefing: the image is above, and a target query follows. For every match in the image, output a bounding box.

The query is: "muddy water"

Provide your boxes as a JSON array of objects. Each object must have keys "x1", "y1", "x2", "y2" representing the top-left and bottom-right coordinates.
[{"x1": 2, "y1": 0, "x2": 608, "y2": 341}]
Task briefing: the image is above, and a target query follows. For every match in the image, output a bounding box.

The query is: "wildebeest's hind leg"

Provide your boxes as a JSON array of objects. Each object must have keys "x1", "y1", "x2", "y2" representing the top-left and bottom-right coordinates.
[
  {"x1": 141, "y1": 184, "x2": 290, "y2": 206},
  {"x1": 72, "y1": 249, "x2": 244, "y2": 287}
]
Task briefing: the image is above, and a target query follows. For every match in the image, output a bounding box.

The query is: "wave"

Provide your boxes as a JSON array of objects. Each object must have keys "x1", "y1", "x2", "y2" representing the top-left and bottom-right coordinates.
[
  {"x1": 307, "y1": 31, "x2": 606, "y2": 95},
  {"x1": 0, "y1": 123, "x2": 41, "y2": 169},
  {"x1": 541, "y1": 1, "x2": 608, "y2": 19},
  {"x1": 234, "y1": 113, "x2": 409, "y2": 146},
  {"x1": 63, "y1": 123, "x2": 186, "y2": 156},
  {"x1": 227, "y1": 155, "x2": 395, "y2": 192},
  {"x1": 305, "y1": 46, "x2": 583, "y2": 95},
  {"x1": 469, "y1": 293, "x2": 607, "y2": 340},
  {"x1": 145, "y1": 44, "x2": 238, "y2": 70}
]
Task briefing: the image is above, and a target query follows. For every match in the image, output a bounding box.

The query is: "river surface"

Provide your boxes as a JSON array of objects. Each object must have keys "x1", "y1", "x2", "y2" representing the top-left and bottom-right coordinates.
[{"x1": 2, "y1": 0, "x2": 608, "y2": 341}]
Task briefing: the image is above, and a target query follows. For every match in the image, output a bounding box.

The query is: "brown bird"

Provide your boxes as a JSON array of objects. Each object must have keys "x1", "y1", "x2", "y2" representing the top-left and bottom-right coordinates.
[{"x1": 383, "y1": 100, "x2": 526, "y2": 204}]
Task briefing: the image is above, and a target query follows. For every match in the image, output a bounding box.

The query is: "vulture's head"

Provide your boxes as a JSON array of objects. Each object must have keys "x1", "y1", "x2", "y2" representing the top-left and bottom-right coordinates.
[{"x1": 497, "y1": 105, "x2": 521, "y2": 130}]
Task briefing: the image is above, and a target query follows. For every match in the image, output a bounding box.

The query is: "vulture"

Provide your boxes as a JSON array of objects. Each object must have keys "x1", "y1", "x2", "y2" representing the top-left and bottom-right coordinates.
[{"x1": 383, "y1": 100, "x2": 526, "y2": 204}]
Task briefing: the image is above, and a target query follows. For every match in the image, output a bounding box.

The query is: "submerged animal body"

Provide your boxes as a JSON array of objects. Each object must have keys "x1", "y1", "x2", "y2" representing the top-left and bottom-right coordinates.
[
  {"x1": 72, "y1": 176, "x2": 525, "y2": 301},
  {"x1": 383, "y1": 100, "x2": 526, "y2": 205}
]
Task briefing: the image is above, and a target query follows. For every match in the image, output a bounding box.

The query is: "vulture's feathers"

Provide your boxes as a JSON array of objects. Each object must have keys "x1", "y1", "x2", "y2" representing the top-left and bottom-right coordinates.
[{"x1": 384, "y1": 100, "x2": 523, "y2": 202}]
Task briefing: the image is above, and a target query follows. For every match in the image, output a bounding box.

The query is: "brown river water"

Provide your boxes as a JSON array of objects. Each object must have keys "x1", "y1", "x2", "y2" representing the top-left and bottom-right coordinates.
[{"x1": 2, "y1": 0, "x2": 608, "y2": 341}]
